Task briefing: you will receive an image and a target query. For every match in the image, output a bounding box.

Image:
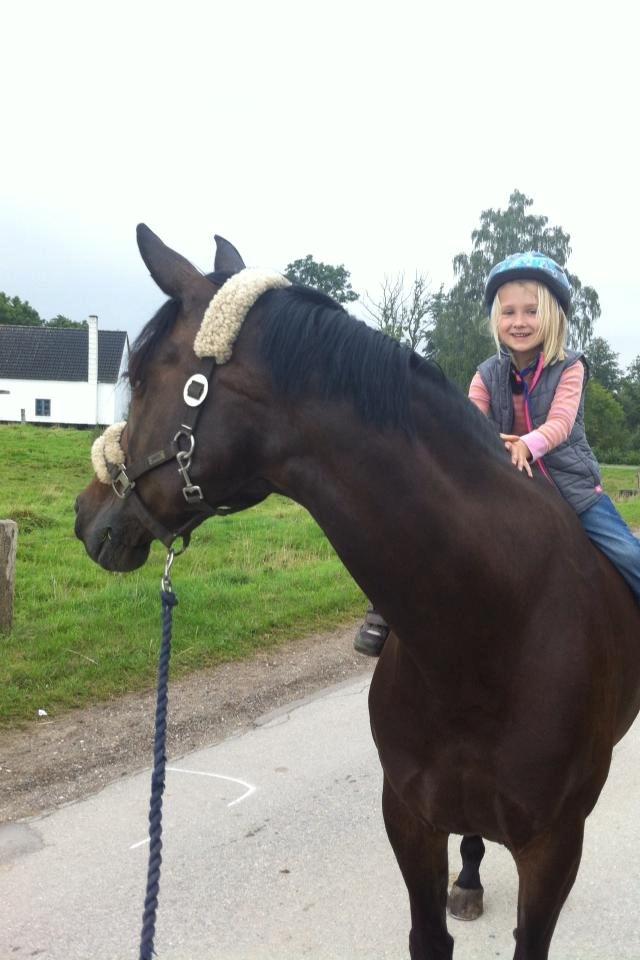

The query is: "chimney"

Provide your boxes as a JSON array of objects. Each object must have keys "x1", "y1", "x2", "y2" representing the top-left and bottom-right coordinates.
[{"x1": 88, "y1": 315, "x2": 99, "y2": 424}]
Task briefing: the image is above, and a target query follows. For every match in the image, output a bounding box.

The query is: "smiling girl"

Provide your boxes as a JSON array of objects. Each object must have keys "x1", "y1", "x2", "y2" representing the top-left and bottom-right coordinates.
[
  {"x1": 470, "y1": 251, "x2": 640, "y2": 600},
  {"x1": 354, "y1": 252, "x2": 640, "y2": 658}
]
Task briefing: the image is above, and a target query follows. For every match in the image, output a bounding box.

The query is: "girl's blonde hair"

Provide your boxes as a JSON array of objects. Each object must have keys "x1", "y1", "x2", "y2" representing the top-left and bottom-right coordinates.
[{"x1": 489, "y1": 281, "x2": 567, "y2": 365}]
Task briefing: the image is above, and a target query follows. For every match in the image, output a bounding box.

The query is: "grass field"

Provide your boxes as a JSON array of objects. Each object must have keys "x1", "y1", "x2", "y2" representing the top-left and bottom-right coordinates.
[
  {"x1": 1, "y1": 424, "x2": 639, "y2": 726},
  {"x1": 0, "y1": 425, "x2": 364, "y2": 724}
]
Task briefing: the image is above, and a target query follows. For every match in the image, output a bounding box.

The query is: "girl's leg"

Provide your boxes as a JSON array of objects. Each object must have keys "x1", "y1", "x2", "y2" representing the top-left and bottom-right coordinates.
[{"x1": 579, "y1": 494, "x2": 640, "y2": 601}]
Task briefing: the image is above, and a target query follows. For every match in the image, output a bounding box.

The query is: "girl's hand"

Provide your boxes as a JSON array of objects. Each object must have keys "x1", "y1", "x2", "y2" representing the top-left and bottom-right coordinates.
[{"x1": 499, "y1": 434, "x2": 533, "y2": 478}]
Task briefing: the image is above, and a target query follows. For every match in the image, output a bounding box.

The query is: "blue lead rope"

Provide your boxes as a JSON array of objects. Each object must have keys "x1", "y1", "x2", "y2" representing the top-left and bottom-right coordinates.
[{"x1": 139, "y1": 584, "x2": 178, "y2": 960}]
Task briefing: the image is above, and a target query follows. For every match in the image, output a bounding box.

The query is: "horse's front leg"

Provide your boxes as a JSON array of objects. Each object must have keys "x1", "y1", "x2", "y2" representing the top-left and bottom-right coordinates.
[
  {"x1": 512, "y1": 814, "x2": 585, "y2": 960},
  {"x1": 382, "y1": 776, "x2": 454, "y2": 960},
  {"x1": 448, "y1": 834, "x2": 485, "y2": 920}
]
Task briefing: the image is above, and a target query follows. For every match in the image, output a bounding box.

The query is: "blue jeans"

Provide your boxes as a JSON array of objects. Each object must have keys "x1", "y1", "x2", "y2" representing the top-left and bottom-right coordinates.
[{"x1": 579, "y1": 494, "x2": 640, "y2": 602}]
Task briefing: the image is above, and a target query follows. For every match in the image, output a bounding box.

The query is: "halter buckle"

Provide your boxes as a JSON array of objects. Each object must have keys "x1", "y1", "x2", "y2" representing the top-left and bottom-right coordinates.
[
  {"x1": 183, "y1": 484, "x2": 204, "y2": 504},
  {"x1": 111, "y1": 467, "x2": 135, "y2": 499}
]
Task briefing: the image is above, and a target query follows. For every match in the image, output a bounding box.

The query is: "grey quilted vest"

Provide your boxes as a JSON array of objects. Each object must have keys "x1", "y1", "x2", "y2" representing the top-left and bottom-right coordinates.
[{"x1": 477, "y1": 349, "x2": 602, "y2": 515}]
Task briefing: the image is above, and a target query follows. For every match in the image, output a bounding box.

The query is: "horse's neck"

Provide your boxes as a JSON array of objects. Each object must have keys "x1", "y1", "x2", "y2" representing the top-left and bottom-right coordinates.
[{"x1": 266, "y1": 398, "x2": 513, "y2": 636}]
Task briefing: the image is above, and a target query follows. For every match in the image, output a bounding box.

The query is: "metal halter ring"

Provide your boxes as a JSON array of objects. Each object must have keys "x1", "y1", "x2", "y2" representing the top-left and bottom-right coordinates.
[{"x1": 173, "y1": 428, "x2": 196, "y2": 463}]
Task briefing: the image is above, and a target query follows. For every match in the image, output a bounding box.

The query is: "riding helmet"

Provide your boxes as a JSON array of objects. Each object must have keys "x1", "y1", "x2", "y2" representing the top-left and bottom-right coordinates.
[{"x1": 484, "y1": 252, "x2": 572, "y2": 315}]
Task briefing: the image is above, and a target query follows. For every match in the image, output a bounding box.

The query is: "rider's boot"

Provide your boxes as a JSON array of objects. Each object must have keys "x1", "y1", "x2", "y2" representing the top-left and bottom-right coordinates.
[{"x1": 354, "y1": 605, "x2": 390, "y2": 657}]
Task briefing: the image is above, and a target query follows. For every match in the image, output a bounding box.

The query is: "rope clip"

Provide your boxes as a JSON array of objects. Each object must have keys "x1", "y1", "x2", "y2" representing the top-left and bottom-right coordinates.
[{"x1": 162, "y1": 548, "x2": 175, "y2": 593}]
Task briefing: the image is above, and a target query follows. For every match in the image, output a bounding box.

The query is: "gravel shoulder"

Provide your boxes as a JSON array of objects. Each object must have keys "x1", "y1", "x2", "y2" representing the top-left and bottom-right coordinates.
[{"x1": 0, "y1": 621, "x2": 374, "y2": 823}]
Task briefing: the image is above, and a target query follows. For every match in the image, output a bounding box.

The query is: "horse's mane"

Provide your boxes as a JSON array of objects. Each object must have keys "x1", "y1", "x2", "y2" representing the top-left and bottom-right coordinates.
[
  {"x1": 256, "y1": 285, "x2": 503, "y2": 457},
  {"x1": 128, "y1": 275, "x2": 502, "y2": 460}
]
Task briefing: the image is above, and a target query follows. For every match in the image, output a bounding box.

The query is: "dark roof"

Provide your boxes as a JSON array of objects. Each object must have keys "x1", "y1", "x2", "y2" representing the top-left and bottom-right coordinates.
[{"x1": 0, "y1": 326, "x2": 128, "y2": 383}]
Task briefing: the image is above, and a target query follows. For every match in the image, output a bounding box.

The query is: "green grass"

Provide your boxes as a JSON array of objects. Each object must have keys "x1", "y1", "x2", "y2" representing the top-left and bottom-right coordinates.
[
  {"x1": 0, "y1": 425, "x2": 364, "y2": 724},
  {"x1": 601, "y1": 464, "x2": 640, "y2": 527},
  {"x1": 1, "y1": 424, "x2": 638, "y2": 725}
]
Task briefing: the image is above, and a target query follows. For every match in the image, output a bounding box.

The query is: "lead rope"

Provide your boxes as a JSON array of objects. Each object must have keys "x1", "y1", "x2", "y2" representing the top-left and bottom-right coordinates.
[{"x1": 139, "y1": 548, "x2": 178, "y2": 960}]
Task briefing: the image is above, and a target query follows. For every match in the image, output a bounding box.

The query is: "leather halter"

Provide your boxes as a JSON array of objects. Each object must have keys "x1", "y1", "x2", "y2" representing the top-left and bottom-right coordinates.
[{"x1": 108, "y1": 356, "x2": 231, "y2": 550}]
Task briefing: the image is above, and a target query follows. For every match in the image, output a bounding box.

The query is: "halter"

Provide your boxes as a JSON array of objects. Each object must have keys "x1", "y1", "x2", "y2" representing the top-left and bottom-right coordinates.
[
  {"x1": 92, "y1": 268, "x2": 291, "y2": 552},
  {"x1": 107, "y1": 356, "x2": 225, "y2": 550}
]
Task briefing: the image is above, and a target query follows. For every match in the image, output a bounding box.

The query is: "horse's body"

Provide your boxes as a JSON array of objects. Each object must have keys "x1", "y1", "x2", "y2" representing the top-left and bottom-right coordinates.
[{"x1": 75, "y1": 227, "x2": 640, "y2": 959}]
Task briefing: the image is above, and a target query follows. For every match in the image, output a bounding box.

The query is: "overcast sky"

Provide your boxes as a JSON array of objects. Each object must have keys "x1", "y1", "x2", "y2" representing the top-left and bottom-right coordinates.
[{"x1": 2, "y1": 0, "x2": 638, "y2": 367}]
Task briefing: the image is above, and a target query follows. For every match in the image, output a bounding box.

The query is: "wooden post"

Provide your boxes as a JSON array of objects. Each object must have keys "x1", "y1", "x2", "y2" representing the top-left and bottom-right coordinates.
[{"x1": 0, "y1": 520, "x2": 18, "y2": 633}]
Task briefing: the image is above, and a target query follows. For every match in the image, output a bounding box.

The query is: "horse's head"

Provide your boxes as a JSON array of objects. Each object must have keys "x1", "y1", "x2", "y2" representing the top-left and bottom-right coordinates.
[{"x1": 75, "y1": 225, "x2": 280, "y2": 572}]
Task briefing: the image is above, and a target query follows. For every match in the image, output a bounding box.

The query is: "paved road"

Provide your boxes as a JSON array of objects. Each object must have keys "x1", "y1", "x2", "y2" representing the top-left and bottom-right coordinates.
[{"x1": 1, "y1": 676, "x2": 640, "y2": 959}]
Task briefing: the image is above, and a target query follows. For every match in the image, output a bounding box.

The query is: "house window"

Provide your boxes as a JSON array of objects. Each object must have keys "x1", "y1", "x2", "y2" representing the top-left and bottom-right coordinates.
[{"x1": 35, "y1": 399, "x2": 51, "y2": 417}]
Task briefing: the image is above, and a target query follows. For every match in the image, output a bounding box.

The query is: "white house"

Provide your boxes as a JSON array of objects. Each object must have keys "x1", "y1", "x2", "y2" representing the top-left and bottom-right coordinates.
[{"x1": 0, "y1": 316, "x2": 129, "y2": 426}]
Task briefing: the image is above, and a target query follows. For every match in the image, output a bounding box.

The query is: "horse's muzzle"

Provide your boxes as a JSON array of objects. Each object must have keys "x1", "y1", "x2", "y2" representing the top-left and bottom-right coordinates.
[{"x1": 74, "y1": 487, "x2": 152, "y2": 572}]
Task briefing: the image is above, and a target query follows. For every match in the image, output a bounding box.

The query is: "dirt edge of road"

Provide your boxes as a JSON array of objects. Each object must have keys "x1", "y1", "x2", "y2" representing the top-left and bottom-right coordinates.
[{"x1": 0, "y1": 622, "x2": 374, "y2": 824}]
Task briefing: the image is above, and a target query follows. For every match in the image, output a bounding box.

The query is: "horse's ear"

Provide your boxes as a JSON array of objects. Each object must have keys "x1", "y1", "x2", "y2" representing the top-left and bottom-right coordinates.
[
  {"x1": 136, "y1": 224, "x2": 212, "y2": 303},
  {"x1": 214, "y1": 234, "x2": 246, "y2": 273}
]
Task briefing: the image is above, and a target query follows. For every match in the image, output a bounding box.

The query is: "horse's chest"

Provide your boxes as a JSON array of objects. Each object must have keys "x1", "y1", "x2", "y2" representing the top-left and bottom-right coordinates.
[{"x1": 377, "y1": 731, "x2": 501, "y2": 838}]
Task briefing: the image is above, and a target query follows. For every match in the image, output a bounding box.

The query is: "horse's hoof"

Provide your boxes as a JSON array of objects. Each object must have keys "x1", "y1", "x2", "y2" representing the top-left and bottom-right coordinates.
[{"x1": 447, "y1": 882, "x2": 484, "y2": 921}]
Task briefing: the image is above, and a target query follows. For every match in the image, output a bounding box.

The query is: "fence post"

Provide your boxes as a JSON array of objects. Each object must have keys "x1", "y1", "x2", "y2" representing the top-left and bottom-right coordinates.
[{"x1": 0, "y1": 520, "x2": 18, "y2": 634}]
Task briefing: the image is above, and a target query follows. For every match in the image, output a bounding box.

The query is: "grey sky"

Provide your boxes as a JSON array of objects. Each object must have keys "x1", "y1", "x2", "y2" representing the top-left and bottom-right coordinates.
[{"x1": 2, "y1": 0, "x2": 638, "y2": 366}]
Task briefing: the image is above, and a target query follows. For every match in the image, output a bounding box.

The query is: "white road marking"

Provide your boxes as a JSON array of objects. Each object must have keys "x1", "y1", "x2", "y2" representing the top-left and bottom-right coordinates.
[
  {"x1": 129, "y1": 768, "x2": 257, "y2": 850},
  {"x1": 166, "y1": 767, "x2": 257, "y2": 807}
]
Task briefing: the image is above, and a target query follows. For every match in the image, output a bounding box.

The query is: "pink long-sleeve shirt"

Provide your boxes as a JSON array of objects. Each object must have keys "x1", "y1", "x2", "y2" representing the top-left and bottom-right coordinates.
[{"x1": 468, "y1": 360, "x2": 585, "y2": 461}]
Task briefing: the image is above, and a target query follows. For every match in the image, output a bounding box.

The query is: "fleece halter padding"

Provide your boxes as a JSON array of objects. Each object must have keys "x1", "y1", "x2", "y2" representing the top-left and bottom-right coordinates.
[
  {"x1": 194, "y1": 267, "x2": 291, "y2": 362},
  {"x1": 90, "y1": 268, "x2": 290, "y2": 484},
  {"x1": 91, "y1": 421, "x2": 127, "y2": 484}
]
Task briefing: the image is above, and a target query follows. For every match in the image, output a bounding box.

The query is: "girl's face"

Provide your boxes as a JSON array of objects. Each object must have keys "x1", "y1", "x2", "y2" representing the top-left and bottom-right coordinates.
[{"x1": 496, "y1": 281, "x2": 542, "y2": 368}]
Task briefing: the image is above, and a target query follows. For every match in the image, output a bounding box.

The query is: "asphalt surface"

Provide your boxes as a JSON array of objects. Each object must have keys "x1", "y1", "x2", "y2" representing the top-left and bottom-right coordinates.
[{"x1": 1, "y1": 676, "x2": 640, "y2": 959}]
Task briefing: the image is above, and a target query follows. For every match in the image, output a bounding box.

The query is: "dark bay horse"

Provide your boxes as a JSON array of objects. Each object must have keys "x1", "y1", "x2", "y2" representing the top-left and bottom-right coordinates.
[{"x1": 75, "y1": 225, "x2": 640, "y2": 959}]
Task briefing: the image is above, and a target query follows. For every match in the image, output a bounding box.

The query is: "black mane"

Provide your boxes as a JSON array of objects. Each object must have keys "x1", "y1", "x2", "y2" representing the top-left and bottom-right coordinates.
[
  {"x1": 257, "y1": 285, "x2": 502, "y2": 455},
  {"x1": 128, "y1": 276, "x2": 501, "y2": 457}
]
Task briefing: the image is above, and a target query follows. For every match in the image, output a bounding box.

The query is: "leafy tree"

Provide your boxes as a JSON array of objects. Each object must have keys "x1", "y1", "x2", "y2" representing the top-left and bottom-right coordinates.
[
  {"x1": 284, "y1": 255, "x2": 359, "y2": 303},
  {"x1": 584, "y1": 380, "x2": 626, "y2": 455},
  {"x1": 429, "y1": 190, "x2": 601, "y2": 388},
  {"x1": 46, "y1": 314, "x2": 88, "y2": 329},
  {"x1": 617, "y1": 356, "x2": 640, "y2": 435},
  {"x1": 0, "y1": 292, "x2": 42, "y2": 326},
  {"x1": 625, "y1": 356, "x2": 640, "y2": 385},
  {"x1": 0, "y1": 295, "x2": 87, "y2": 329},
  {"x1": 584, "y1": 337, "x2": 622, "y2": 393},
  {"x1": 363, "y1": 273, "x2": 433, "y2": 353},
  {"x1": 427, "y1": 288, "x2": 493, "y2": 388}
]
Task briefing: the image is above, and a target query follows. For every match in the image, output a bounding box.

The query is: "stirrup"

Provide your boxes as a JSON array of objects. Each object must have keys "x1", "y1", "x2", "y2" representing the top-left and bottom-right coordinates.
[{"x1": 354, "y1": 606, "x2": 390, "y2": 657}]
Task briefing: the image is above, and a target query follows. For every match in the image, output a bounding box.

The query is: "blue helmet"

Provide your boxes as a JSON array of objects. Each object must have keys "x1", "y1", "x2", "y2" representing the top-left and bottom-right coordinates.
[{"x1": 484, "y1": 252, "x2": 572, "y2": 315}]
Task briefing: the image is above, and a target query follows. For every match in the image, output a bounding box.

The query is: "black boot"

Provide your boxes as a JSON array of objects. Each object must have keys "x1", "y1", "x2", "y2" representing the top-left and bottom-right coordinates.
[{"x1": 354, "y1": 605, "x2": 390, "y2": 657}]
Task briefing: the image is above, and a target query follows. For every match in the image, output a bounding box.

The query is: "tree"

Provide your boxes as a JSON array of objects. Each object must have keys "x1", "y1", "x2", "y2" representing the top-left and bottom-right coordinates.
[
  {"x1": 284, "y1": 255, "x2": 359, "y2": 303},
  {"x1": 46, "y1": 314, "x2": 88, "y2": 329},
  {"x1": 426, "y1": 287, "x2": 493, "y2": 388},
  {"x1": 363, "y1": 273, "x2": 433, "y2": 353},
  {"x1": 0, "y1": 294, "x2": 87, "y2": 329},
  {"x1": 584, "y1": 380, "x2": 626, "y2": 455},
  {"x1": 584, "y1": 337, "x2": 622, "y2": 393},
  {"x1": 617, "y1": 356, "x2": 640, "y2": 435},
  {"x1": 429, "y1": 190, "x2": 601, "y2": 388},
  {"x1": 0, "y1": 292, "x2": 42, "y2": 326}
]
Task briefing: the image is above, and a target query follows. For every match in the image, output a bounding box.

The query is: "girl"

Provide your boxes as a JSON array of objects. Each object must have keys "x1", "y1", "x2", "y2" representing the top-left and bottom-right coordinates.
[
  {"x1": 474, "y1": 250, "x2": 640, "y2": 603},
  {"x1": 354, "y1": 251, "x2": 640, "y2": 657}
]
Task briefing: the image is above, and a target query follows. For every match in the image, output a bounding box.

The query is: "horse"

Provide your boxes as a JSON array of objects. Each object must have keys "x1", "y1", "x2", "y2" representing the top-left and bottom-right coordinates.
[{"x1": 75, "y1": 225, "x2": 640, "y2": 959}]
